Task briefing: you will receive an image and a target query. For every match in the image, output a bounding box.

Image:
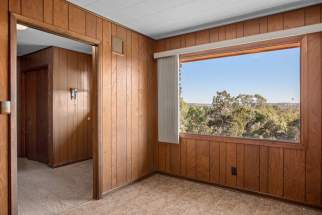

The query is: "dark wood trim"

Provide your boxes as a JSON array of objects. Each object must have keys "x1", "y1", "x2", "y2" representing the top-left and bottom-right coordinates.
[{"x1": 9, "y1": 11, "x2": 104, "y2": 213}]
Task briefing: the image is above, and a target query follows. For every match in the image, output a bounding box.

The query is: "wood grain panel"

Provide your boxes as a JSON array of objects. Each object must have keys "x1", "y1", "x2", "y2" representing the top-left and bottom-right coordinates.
[
  {"x1": 236, "y1": 144, "x2": 244, "y2": 187},
  {"x1": 219, "y1": 142, "x2": 226, "y2": 184},
  {"x1": 185, "y1": 33, "x2": 196, "y2": 47},
  {"x1": 68, "y1": 4, "x2": 86, "y2": 35},
  {"x1": 102, "y1": 20, "x2": 112, "y2": 191},
  {"x1": 111, "y1": 24, "x2": 117, "y2": 187},
  {"x1": 226, "y1": 143, "x2": 236, "y2": 187},
  {"x1": 126, "y1": 29, "x2": 132, "y2": 182},
  {"x1": 268, "y1": 14, "x2": 283, "y2": 32},
  {"x1": 44, "y1": 0, "x2": 53, "y2": 24},
  {"x1": 210, "y1": 141, "x2": 220, "y2": 183},
  {"x1": 259, "y1": 146, "x2": 268, "y2": 193},
  {"x1": 53, "y1": 0, "x2": 68, "y2": 29},
  {"x1": 52, "y1": 47, "x2": 92, "y2": 166},
  {"x1": 9, "y1": 0, "x2": 21, "y2": 14},
  {"x1": 283, "y1": 9, "x2": 305, "y2": 29},
  {"x1": 196, "y1": 140, "x2": 210, "y2": 182},
  {"x1": 186, "y1": 139, "x2": 196, "y2": 179},
  {"x1": 244, "y1": 145, "x2": 260, "y2": 191},
  {"x1": 86, "y1": 12, "x2": 97, "y2": 38},
  {"x1": 170, "y1": 144, "x2": 181, "y2": 175},
  {"x1": 21, "y1": 0, "x2": 43, "y2": 21},
  {"x1": 304, "y1": 5, "x2": 321, "y2": 25},
  {"x1": 305, "y1": 33, "x2": 321, "y2": 205},
  {"x1": 195, "y1": 30, "x2": 210, "y2": 45},
  {"x1": 268, "y1": 148, "x2": 284, "y2": 196},
  {"x1": 284, "y1": 149, "x2": 305, "y2": 202},
  {"x1": 116, "y1": 26, "x2": 127, "y2": 186},
  {"x1": 180, "y1": 139, "x2": 187, "y2": 176}
]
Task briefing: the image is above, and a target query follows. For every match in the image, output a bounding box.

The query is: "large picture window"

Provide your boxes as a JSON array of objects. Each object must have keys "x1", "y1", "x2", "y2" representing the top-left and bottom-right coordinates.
[{"x1": 180, "y1": 47, "x2": 300, "y2": 143}]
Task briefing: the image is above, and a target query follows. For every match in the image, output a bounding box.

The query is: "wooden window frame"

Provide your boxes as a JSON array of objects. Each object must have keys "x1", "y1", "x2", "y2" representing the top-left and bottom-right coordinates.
[
  {"x1": 179, "y1": 36, "x2": 306, "y2": 150},
  {"x1": 9, "y1": 13, "x2": 103, "y2": 214}
]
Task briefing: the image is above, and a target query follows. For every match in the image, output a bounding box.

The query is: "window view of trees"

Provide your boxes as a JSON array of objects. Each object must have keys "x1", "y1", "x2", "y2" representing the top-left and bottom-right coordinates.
[
  {"x1": 180, "y1": 91, "x2": 300, "y2": 142},
  {"x1": 180, "y1": 48, "x2": 300, "y2": 143}
]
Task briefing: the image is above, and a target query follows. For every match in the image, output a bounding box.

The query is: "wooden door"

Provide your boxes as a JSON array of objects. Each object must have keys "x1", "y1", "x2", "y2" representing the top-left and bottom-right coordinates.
[{"x1": 24, "y1": 68, "x2": 49, "y2": 164}]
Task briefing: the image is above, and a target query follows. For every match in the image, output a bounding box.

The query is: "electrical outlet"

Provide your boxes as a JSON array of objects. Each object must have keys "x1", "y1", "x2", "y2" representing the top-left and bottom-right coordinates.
[{"x1": 231, "y1": 167, "x2": 237, "y2": 176}]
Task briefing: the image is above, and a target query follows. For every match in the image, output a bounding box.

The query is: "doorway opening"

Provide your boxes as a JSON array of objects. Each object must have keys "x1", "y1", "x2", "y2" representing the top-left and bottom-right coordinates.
[{"x1": 10, "y1": 14, "x2": 102, "y2": 214}]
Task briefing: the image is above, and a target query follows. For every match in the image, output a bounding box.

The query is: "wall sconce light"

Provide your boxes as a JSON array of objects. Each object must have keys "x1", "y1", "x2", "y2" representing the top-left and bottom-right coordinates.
[{"x1": 70, "y1": 88, "x2": 78, "y2": 100}]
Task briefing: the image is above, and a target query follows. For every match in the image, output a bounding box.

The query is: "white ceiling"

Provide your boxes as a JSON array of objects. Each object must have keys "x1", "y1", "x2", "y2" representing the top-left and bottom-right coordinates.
[
  {"x1": 17, "y1": 26, "x2": 92, "y2": 56},
  {"x1": 68, "y1": 0, "x2": 322, "y2": 39}
]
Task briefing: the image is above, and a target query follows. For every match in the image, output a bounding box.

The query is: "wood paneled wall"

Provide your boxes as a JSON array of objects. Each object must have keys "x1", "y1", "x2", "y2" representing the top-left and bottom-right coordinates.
[
  {"x1": 155, "y1": 5, "x2": 322, "y2": 207},
  {"x1": 0, "y1": 0, "x2": 157, "y2": 213},
  {"x1": 100, "y1": 22, "x2": 156, "y2": 192},
  {"x1": 18, "y1": 47, "x2": 92, "y2": 167},
  {"x1": 52, "y1": 47, "x2": 92, "y2": 167},
  {"x1": 18, "y1": 47, "x2": 53, "y2": 159}
]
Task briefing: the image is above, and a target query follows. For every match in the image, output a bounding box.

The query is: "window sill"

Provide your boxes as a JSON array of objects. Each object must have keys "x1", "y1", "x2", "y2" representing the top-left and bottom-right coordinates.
[{"x1": 179, "y1": 133, "x2": 304, "y2": 149}]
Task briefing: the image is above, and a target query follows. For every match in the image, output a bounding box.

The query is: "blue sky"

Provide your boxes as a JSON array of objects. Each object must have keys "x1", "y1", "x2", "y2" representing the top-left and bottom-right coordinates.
[{"x1": 181, "y1": 48, "x2": 300, "y2": 104}]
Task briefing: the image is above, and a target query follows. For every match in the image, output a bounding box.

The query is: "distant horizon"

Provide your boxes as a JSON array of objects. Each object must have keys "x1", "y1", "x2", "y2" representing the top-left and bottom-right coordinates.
[{"x1": 181, "y1": 48, "x2": 300, "y2": 104}]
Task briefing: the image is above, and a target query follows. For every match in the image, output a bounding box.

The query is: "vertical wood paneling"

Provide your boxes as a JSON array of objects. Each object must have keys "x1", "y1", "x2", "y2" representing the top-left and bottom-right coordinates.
[
  {"x1": 196, "y1": 140, "x2": 210, "y2": 182},
  {"x1": 44, "y1": 0, "x2": 53, "y2": 24},
  {"x1": 53, "y1": 0, "x2": 68, "y2": 29},
  {"x1": 68, "y1": 4, "x2": 86, "y2": 35},
  {"x1": 180, "y1": 139, "x2": 187, "y2": 176},
  {"x1": 305, "y1": 5, "x2": 321, "y2": 25},
  {"x1": 170, "y1": 144, "x2": 181, "y2": 175},
  {"x1": 219, "y1": 142, "x2": 226, "y2": 184},
  {"x1": 210, "y1": 141, "x2": 220, "y2": 183},
  {"x1": 226, "y1": 143, "x2": 236, "y2": 187},
  {"x1": 102, "y1": 19, "x2": 112, "y2": 191},
  {"x1": 259, "y1": 146, "x2": 268, "y2": 193},
  {"x1": 236, "y1": 144, "x2": 244, "y2": 187},
  {"x1": 268, "y1": 148, "x2": 284, "y2": 196},
  {"x1": 85, "y1": 12, "x2": 97, "y2": 38},
  {"x1": 186, "y1": 139, "x2": 196, "y2": 179},
  {"x1": 268, "y1": 14, "x2": 283, "y2": 32},
  {"x1": 131, "y1": 32, "x2": 140, "y2": 178},
  {"x1": 185, "y1": 33, "x2": 196, "y2": 47},
  {"x1": 126, "y1": 29, "x2": 132, "y2": 182},
  {"x1": 244, "y1": 145, "x2": 260, "y2": 191},
  {"x1": 284, "y1": 149, "x2": 305, "y2": 201},
  {"x1": 195, "y1": 30, "x2": 210, "y2": 45},
  {"x1": 305, "y1": 33, "x2": 321, "y2": 205},
  {"x1": 116, "y1": 26, "x2": 127, "y2": 186},
  {"x1": 21, "y1": 0, "x2": 43, "y2": 21},
  {"x1": 111, "y1": 24, "x2": 117, "y2": 187},
  {"x1": 283, "y1": 9, "x2": 305, "y2": 29}
]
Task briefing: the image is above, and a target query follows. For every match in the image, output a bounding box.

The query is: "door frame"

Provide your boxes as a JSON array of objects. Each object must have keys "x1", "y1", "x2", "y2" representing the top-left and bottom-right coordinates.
[{"x1": 9, "y1": 13, "x2": 103, "y2": 214}]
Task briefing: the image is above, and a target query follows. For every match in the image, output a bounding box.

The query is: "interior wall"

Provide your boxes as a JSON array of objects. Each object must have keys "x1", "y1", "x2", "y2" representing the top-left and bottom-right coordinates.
[
  {"x1": 18, "y1": 47, "x2": 53, "y2": 159},
  {"x1": 52, "y1": 47, "x2": 92, "y2": 167},
  {"x1": 0, "y1": 0, "x2": 157, "y2": 214},
  {"x1": 154, "y1": 5, "x2": 322, "y2": 207}
]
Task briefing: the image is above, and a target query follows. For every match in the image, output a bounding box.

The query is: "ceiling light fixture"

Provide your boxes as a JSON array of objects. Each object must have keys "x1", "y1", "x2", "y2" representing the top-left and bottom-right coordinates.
[{"x1": 17, "y1": 24, "x2": 28, "y2": 31}]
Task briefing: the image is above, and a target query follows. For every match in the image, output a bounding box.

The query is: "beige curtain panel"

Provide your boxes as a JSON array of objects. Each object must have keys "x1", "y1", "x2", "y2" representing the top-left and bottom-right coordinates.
[{"x1": 157, "y1": 55, "x2": 180, "y2": 144}]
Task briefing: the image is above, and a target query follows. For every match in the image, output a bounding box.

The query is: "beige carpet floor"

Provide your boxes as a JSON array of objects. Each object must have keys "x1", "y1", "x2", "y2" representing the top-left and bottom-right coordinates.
[
  {"x1": 18, "y1": 158, "x2": 92, "y2": 215},
  {"x1": 61, "y1": 174, "x2": 322, "y2": 215}
]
